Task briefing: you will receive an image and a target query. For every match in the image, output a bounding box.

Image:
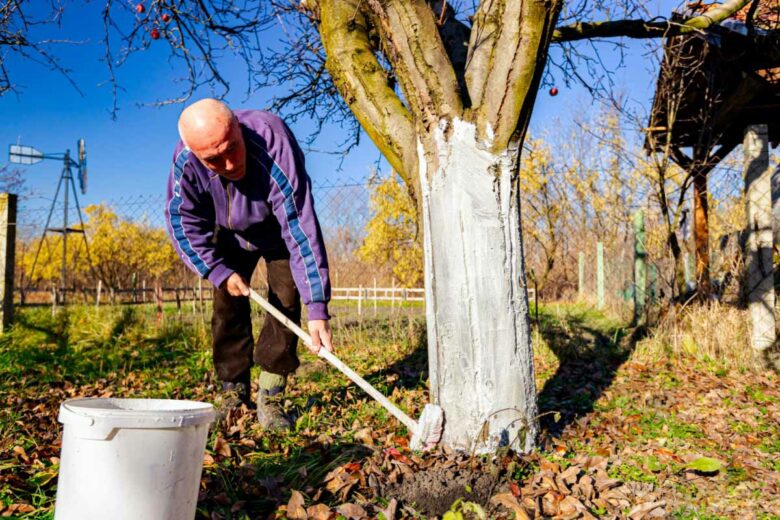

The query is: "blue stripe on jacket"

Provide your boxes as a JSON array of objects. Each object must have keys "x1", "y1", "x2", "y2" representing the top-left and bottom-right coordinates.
[
  {"x1": 167, "y1": 148, "x2": 210, "y2": 277},
  {"x1": 246, "y1": 138, "x2": 324, "y2": 303}
]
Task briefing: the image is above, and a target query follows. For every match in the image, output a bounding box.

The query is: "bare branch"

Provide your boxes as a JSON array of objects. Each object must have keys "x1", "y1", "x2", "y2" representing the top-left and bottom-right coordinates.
[{"x1": 552, "y1": 0, "x2": 753, "y2": 42}]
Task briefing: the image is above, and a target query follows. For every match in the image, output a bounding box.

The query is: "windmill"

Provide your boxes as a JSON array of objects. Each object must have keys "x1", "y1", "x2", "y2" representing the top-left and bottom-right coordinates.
[{"x1": 9, "y1": 139, "x2": 92, "y2": 303}]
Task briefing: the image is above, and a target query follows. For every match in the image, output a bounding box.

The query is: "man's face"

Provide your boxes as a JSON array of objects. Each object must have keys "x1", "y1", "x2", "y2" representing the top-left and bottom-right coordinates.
[{"x1": 191, "y1": 119, "x2": 247, "y2": 181}]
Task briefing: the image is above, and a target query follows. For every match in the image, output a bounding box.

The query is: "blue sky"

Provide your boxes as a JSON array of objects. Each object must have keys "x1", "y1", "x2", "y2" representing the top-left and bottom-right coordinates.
[{"x1": 0, "y1": 1, "x2": 680, "y2": 213}]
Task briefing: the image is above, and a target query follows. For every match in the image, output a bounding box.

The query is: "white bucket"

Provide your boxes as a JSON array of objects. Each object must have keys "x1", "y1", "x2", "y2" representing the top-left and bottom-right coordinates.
[{"x1": 55, "y1": 398, "x2": 215, "y2": 520}]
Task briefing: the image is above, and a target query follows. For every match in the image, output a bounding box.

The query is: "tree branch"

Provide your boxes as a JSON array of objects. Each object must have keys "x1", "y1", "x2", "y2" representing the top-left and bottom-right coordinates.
[
  {"x1": 364, "y1": 0, "x2": 463, "y2": 129},
  {"x1": 319, "y1": 0, "x2": 418, "y2": 187},
  {"x1": 466, "y1": 0, "x2": 563, "y2": 151},
  {"x1": 552, "y1": 0, "x2": 753, "y2": 43}
]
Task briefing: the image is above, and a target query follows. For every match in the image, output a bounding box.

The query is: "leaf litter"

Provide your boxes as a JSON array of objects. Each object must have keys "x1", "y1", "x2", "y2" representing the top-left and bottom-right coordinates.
[{"x1": 0, "y1": 305, "x2": 778, "y2": 518}]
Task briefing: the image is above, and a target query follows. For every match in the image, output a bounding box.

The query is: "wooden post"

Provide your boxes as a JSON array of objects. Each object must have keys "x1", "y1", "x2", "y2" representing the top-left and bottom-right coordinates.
[
  {"x1": 175, "y1": 288, "x2": 182, "y2": 318},
  {"x1": 110, "y1": 287, "x2": 115, "y2": 305},
  {"x1": 154, "y1": 279, "x2": 164, "y2": 325},
  {"x1": 142, "y1": 279, "x2": 147, "y2": 303},
  {"x1": 744, "y1": 124, "x2": 776, "y2": 354},
  {"x1": 772, "y1": 161, "x2": 780, "y2": 248},
  {"x1": 198, "y1": 278, "x2": 204, "y2": 315},
  {"x1": 578, "y1": 251, "x2": 584, "y2": 300},
  {"x1": 649, "y1": 264, "x2": 658, "y2": 305},
  {"x1": 633, "y1": 210, "x2": 647, "y2": 325},
  {"x1": 692, "y1": 164, "x2": 710, "y2": 295},
  {"x1": 391, "y1": 278, "x2": 396, "y2": 312},
  {"x1": 96, "y1": 280, "x2": 102, "y2": 308},
  {"x1": 596, "y1": 242, "x2": 605, "y2": 310},
  {"x1": 0, "y1": 194, "x2": 16, "y2": 332},
  {"x1": 358, "y1": 285, "x2": 363, "y2": 316},
  {"x1": 373, "y1": 277, "x2": 377, "y2": 317}
]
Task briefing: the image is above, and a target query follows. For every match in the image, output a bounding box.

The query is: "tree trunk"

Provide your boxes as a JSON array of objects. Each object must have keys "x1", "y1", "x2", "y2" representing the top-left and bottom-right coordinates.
[
  {"x1": 743, "y1": 124, "x2": 775, "y2": 353},
  {"x1": 692, "y1": 168, "x2": 710, "y2": 295},
  {"x1": 419, "y1": 119, "x2": 537, "y2": 454}
]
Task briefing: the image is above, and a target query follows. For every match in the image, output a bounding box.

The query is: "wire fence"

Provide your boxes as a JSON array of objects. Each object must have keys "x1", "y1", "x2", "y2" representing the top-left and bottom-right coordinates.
[{"x1": 12, "y1": 176, "x2": 428, "y2": 320}]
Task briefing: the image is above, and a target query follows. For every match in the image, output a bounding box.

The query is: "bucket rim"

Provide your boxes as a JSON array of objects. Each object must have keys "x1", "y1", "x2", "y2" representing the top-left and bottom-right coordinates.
[{"x1": 59, "y1": 397, "x2": 215, "y2": 429}]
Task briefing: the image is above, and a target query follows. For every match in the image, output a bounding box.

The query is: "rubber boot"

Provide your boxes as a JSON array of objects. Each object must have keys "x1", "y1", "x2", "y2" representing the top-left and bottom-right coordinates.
[{"x1": 256, "y1": 372, "x2": 292, "y2": 431}]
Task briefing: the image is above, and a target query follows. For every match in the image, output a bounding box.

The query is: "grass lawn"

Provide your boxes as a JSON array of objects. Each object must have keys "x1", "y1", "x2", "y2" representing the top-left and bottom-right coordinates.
[{"x1": 0, "y1": 302, "x2": 777, "y2": 518}]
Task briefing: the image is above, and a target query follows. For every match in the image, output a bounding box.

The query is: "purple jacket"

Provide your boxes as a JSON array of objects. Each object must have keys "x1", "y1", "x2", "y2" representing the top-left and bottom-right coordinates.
[{"x1": 164, "y1": 110, "x2": 331, "y2": 320}]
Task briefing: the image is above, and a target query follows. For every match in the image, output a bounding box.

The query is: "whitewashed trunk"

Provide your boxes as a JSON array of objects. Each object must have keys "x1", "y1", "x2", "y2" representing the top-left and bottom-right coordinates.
[
  {"x1": 744, "y1": 124, "x2": 776, "y2": 353},
  {"x1": 419, "y1": 119, "x2": 537, "y2": 454}
]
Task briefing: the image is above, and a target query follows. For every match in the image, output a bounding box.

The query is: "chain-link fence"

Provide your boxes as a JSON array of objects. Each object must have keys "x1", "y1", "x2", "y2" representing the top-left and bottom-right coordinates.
[{"x1": 12, "y1": 176, "x2": 425, "y2": 320}]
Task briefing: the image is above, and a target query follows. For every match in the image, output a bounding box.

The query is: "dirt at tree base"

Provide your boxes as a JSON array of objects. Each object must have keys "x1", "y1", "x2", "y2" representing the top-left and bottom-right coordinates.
[{"x1": 382, "y1": 465, "x2": 496, "y2": 516}]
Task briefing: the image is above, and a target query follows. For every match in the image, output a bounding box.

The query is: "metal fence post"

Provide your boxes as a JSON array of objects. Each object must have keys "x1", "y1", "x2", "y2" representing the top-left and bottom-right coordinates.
[
  {"x1": 597, "y1": 242, "x2": 605, "y2": 310},
  {"x1": 0, "y1": 194, "x2": 16, "y2": 332},
  {"x1": 684, "y1": 252, "x2": 694, "y2": 291},
  {"x1": 633, "y1": 210, "x2": 647, "y2": 325}
]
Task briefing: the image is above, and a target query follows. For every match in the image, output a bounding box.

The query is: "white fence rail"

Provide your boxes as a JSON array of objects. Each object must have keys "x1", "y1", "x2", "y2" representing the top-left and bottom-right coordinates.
[{"x1": 331, "y1": 287, "x2": 536, "y2": 305}]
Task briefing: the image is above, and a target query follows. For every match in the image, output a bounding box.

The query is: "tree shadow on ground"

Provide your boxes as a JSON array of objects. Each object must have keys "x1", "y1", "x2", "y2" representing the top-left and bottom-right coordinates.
[
  {"x1": 296, "y1": 308, "x2": 647, "y2": 445},
  {"x1": 292, "y1": 316, "x2": 429, "y2": 418},
  {"x1": 535, "y1": 306, "x2": 646, "y2": 439},
  {"x1": 199, "y1": 439, "x2": 373, "y2": 517},
  {"x1": 1, "y1": 307, "x2": 202, "y2": 386}
]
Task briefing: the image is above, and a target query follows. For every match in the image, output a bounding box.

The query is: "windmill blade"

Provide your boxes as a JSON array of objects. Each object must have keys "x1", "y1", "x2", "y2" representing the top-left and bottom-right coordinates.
[
  {"x1": 9, "y1": 144, "x2": 44, "y2": 165},
  {"x1": 77, "y1": 139, "x2": 87, "y2": 194}
]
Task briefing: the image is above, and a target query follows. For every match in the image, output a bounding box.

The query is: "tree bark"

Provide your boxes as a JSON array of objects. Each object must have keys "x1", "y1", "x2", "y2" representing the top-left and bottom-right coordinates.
[
  {"x1": 552, "y1": 0, "x2": 752, "y2": 42},
  {"x1": 743, "y1": 124, "x2": 775, "y2": 353},
  {"x1": 692, "y1": 168, "x2": 710, "y2": 295},
  {"x1": 419, "y1": 119, "x2": 537, "y2": 453}
]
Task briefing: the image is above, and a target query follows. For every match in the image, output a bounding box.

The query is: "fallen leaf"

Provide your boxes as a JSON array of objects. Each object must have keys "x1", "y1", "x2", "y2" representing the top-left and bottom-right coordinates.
[
  {"x1": 491, "y1": 493, "x2": 531, "y2": 520},
  {"x1": 307, "y1": 503, "x2": 333, "y2": 520},
  {"x1": 381, "y1": 498, "x2": 398, "y2": 520},
  {"x1": 213, "y1": 437, "x2": 231, "y2": 458},
  {"x1": 287, "y1": 490, "x2": 308, "y2": 520},
  {"x1": 629, "y1": 500, "x2": 666, "y2": 519},
  {"x1": 354, "y1": 428, "x2": 375, "y2": 446},
  {"x1": 337, "y1": 503, "x2": 367, "y2": 519},
  {"x1": 686, "y1": 457, "x2": 723, "y2": 475},
  {"x1": 12, "y1": 446, "x2": 29, "y2": 463}
]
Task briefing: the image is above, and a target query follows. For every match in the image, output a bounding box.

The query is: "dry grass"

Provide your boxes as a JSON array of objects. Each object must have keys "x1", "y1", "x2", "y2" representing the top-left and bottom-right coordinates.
[{"x1": 634, "y1": 302, "x2": 766, "y2": 372}]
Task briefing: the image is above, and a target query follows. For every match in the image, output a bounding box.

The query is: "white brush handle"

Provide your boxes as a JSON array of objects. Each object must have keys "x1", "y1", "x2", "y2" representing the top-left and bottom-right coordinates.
[{"x1": 248, "y1": 289, "x2": 419, "y2": 432}]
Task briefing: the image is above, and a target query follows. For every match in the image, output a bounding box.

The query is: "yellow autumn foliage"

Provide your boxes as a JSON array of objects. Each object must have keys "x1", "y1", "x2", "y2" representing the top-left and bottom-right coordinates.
[
  {"x1": 21, "y1": 204, "x2": 177, "y2": 288},
  {"x1": 358, "y1": 172, "x2": 423, "y2": 287}
]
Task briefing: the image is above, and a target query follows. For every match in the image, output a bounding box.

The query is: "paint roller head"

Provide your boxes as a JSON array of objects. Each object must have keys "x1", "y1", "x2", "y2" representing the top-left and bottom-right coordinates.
[{"x1": 410, "y1": 404, "x2": 444, "y2": 451}]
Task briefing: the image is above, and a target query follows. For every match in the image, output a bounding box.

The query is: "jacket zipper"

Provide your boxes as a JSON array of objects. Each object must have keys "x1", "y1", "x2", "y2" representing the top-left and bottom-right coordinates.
[{"x1": 225, "y1": 182, "x2": 233, "y2": 229}]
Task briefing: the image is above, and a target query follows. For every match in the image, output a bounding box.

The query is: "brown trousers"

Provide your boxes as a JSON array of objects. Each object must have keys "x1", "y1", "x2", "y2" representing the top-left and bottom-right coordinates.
[{"x1": 211, "y1": 246, "x2": 301, "y2": 385}]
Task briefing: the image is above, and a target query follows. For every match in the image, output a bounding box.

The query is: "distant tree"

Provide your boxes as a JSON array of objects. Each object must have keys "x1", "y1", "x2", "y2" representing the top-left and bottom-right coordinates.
[
  {"x1": 21, "y1": 204, "x2": 177, "y2": 290},
  {"x1": 358, "y1": 172, "x2": 422, "y2": 288}
]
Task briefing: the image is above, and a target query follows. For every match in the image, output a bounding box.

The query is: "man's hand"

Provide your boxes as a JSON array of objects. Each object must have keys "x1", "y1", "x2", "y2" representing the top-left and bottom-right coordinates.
[
  {"x1": 225, "y1": 272, "x2": 250, "y2": 297},
  {"x1": 307, "y1": 319, "x2": 333, "y2": 355}
]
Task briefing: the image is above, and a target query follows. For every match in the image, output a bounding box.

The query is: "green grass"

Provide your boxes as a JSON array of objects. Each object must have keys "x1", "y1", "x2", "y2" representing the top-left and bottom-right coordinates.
[{"x1": 0, "y1": 303, "x2": 435, "y2": 518}]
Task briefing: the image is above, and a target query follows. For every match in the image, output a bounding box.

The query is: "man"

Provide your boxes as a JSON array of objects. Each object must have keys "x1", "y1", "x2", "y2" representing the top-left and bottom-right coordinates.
[{"x1": 165, "y1": 98, "x2": 333, "y2": 430}]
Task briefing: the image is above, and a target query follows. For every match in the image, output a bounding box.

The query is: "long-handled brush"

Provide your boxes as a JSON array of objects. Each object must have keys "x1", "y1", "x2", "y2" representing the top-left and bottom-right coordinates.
[{"x1": 249, "y1": 289, "x2": 444, "y2": 451}]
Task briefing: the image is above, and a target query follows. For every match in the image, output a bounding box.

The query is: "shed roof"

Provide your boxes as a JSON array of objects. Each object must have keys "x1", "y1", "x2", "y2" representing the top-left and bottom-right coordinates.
[{"x1": 646, "y1": 2, "x2": 780, "y2": 156}]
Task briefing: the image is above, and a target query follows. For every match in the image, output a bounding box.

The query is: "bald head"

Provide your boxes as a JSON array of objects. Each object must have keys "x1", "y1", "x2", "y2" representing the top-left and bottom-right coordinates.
[{"x1": 178, "y1": 98, "x2": 247, "y2": 181}]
